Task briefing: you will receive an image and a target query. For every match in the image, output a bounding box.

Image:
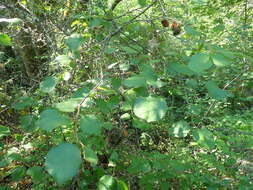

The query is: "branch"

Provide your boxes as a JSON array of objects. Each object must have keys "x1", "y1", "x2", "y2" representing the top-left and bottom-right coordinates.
[
  {"x1": 104, "y1": 0, "x2": 157, "y2": 42},
  {"x1": 75, "y1": 79, "x2": 103, "y2": 120}
]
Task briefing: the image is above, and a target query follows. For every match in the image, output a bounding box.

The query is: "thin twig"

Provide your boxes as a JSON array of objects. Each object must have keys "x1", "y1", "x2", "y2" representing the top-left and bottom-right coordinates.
[
  {"x1": 197, "y1": 66, "x2": 249, "y2": 127},
  {"x1": 103, "y1": 0, "x2": 157, "y2": 42},
  {"x1": 75, "y1": 80, "x2": 103, "y2": 120}
]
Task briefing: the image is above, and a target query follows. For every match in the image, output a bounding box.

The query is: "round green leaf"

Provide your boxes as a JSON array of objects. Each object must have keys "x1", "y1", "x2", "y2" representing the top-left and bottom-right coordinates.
[
  {"x1": 169, "y1": 121, "x2": 190, "y2": 138},
  {"x1": 188, "y1": 53, "x2": 213, "y2": 74},
  {"x1": 36, "y1": 109, "x2": 70, "y2": 131},
  {"x1": 12, "y1": 96, "x2": 35, "y2": 110},
  {"x1": 20, "y1": 115, "x2": 37, "y2": 132},
  {"x1": 65, "y1": 33, "x2": 84, "y2": 51},
  {"x1": 45, "y1": 143, "x2": 81, "y2": 185},
  {"x1": 55, "y1": 98, "x2": 82, "y2": 112},
  {"x1": 211, "y1": 53, "x2": 231, "y2": 67},
  {"x1": 80, "y1": 115, "x2": 102, "y2": 135},
  {"x1": 40, "y1": 76, "x2": 58, "y2": 93},
  {"x1": 98, "y1": 175, "x2": 117, "y2": 190},
  {"x1": 193, "y1": 128, "x2": 215, "y2": 149},
  {"x1": 133, "y1": 96, "x2": 168, "y2": 122},
  {"x1": 27, "y1": 166, "x2": 44, "y2": 184}
]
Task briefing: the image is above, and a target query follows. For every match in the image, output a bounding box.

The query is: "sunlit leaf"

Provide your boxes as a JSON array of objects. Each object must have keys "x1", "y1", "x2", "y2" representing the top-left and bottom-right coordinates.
[
  {"x1": 0, "y1": 33, "x2": 12, "y2": 46},
  {"x1": 84, "y1": 147, "x2": 98, "y2": 165},
  {"x1": 169, "y1": 121, "x2": 190, "y2": 138},
  {"x1": 36, "y1": 109, "x2": 70, "y2": 131},
  {"x1": 133, "y1": 96, "x2": 168, "y2": 122},
  {"x1": 55, "y1": 98, "x2": 82, "y2": 112},
  {"x1": 193, "y1": 128, "x2": 215, "y2": 149},
  {"x1": 45, "y1": 143, "x2": 81, "y2": 185},
  {"x1": 98, "y1": 175, "x2": 117, "y2": 190},
  {"x1": 211, "y1": 53, "x2": 231, "y2": 67},
  {"x1": 117, "y1": 180, "x2": 129, "y2": 190},
  {"x1": 55, "y1": 55, "x2": 72, "y2": 65}
]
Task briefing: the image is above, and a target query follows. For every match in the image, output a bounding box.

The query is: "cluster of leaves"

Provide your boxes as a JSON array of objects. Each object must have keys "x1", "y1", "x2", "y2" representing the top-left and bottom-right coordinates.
[{"x1": 1, "y1": 0, "x2": 253, "y2": 189}]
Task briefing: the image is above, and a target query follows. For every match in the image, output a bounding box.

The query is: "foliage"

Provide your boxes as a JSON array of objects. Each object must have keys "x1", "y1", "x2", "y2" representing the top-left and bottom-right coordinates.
[{"x1": 1, "y1": 0, "x2": 253, "y2": 189}]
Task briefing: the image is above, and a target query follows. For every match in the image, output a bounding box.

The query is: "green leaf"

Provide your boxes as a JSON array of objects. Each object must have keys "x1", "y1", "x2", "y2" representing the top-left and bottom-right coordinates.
[
  {"x1": 84, "y1": 147, "x2": 98, "y2": 165},
  {"x1": 123, "y1": 76, "x2": 146, "y2": 88},
  {"x1": 185, "y1": 79, "x2": 198, "y2": 89},
  {"x1": 117, "y1": 180, "x2": 129, "y2": 190},
  {"x1": 188, "y1": 53, "x2": 213, "y2": 73},
  {"x1": 65, "y1": 33, "x2": 84, "y2": 51},
  {"x1": 193, "y1": 128, "x2": 215, "y2": 149},
  {"x1": 133, "y1": 96, "x2": 168, "y2": 122},
  {"x1": 211, "y1": 53, "x2": 231, "y2": 67},
  {"x1": 147, "y1": 79, "x2": 166, "y2": 88},
  {"x1": 71, "y1": 87, "x2": 89, "y2": 98},
  {"x1": 169, "y1": 121, "x2": 190, "y2": 138},
  {"x1": 98, "y1": 175, "x2": 117, "y2": 190},
  {"x1": 121, "y1": 46, "x2": 138, "y2": 54},
  {"x1": 11, "y1": 166, "x2": 26, "y2": 181},
  {"x1": 36, "y1": 109, "x2": 70, "y2": 131},
  {"x1": 80, "y1": 115, "x2": 102, "y2": 135},
  {"x1": 206, "y1": 81, "x2": 232, "y2": 100},
  {"x1": 184, "y1": 26, "x2": 201, "y2": 36},
  {"x1": 133, "y1": 119, "x2": 150, "y2": 130},
  {"x1": 120, "y1": 113, "x2": 131, "y2": 120},
  {"x1": 138, "y1": 0, "x2": 147, "y2": 6},
  {"x1": 128, "y1": 158, "x2": 151, "y2": 174},
  {"x1": 55, "y1": 55, "x2": 72, "y2": 65},
  {"x1": 20, "y1": 115, "x2": 37, "y2": 132},
  {"x1": 168, "y1": 63, "x2": 195, "y2": 76},
  {"x1": 45, "y1": 143, "x2": 81, "y2": 185},
  {"x1": 26, "y1": 166, "x2": 44, "y2": 184},
  {"x1": 12, "y1": 96, "x2": 35, "y2": 110},
  {"x1": 40, "y1": 76, "x2": 58, "y2": 93},
  {"x1": 0, "y1": 33, "x2": 12, "y2": 46},
  {"x1": 55, "y1": 98, "x2": 82, "y2": 112},
  {"x1": 0, "y1": 125, "x2": 10, "y2": 139}
]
